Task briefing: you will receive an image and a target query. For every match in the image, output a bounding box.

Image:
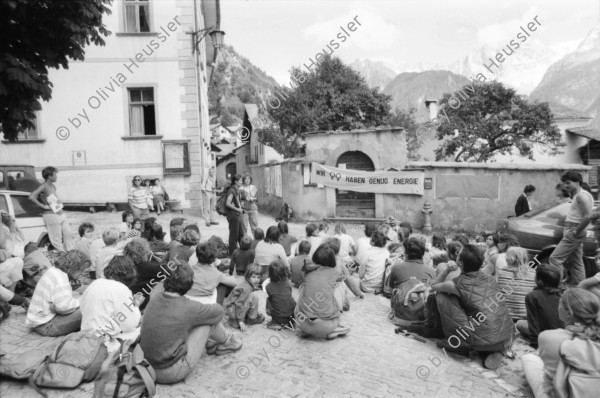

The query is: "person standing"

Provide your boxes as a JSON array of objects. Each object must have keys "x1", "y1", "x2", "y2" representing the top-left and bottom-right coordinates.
[
  {"x1": 515, "y1": 185, "x2": 536, "y2": 216},
  {"x1": 226, "y1": 175, "x2": 245, "y2": 256},
  {"x1": 201, "y1": 167, "x2": 220, "y2": 227},
  {"x1": 28, "y1": 166, "x2": 74, "y2": 252},
  {"x1": 549, "y1": 172, "x2": 593, "y2": 286},
  {"x1": 127, "y1": 176, "x2": 150, "y2": 225},
  {"x1": 240, "y1": 174, "x2": 258, "y2": 237}
]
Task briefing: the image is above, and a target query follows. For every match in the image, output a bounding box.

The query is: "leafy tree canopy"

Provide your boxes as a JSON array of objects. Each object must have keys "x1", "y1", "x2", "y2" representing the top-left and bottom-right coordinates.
[
  {"x1": 264, "y1": 55, "x2": 391, "y2": 158},
  {"x1": 435, "y1": 81, "x2": 562, "y2": 162},
  {"x1": 0, "y1": 0, "x2": 112, "y2": 141},
  {"x1": 385, "y1": 107, "x2": 422, "y2": 160}
]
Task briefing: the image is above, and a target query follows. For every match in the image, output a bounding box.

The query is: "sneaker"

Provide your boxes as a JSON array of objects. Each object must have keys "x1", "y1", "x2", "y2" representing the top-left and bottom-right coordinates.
[
  {"x1": 245, "y1": 313, "x2": 265, "y2": 325},
  {"x1": 216, "y1": 334, "x2": 243, "y2": 355},
  {"x1": 267, "y1": 321, "x2": 282, "y2": 330},
  {"x1": 325, "y1": 325, "x2": 350, "y2": 340},
  {"x1": 484, "y1": 352, "x2": 504, "y2": 370}
]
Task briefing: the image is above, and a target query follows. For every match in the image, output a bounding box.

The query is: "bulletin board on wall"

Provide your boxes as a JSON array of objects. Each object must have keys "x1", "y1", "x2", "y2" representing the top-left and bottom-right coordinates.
[{"x1": 435, "y1": 174, "x2": 499, "y2": 199}]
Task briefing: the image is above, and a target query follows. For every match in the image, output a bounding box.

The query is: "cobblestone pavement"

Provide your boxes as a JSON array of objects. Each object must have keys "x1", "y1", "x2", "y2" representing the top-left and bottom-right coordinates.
[{"x1": 0, "y1": 210, "x2": 535, "y2": 397}]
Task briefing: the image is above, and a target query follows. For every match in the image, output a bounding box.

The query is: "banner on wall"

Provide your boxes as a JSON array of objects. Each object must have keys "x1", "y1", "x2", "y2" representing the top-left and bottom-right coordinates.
[{"x1": 310, "y1": 163, "x2": 424, "y2": 195}]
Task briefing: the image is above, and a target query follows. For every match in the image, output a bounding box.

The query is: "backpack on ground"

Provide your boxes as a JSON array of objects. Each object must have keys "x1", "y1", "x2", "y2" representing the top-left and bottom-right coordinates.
[
  {"x1": 390, "y1": 277, "x2": 431, "y2": 323},
  {"x1": 94, "y1": 337, "x2": 156, "y2": 398},
  {"x1": 4, "y1": 332, "x2": 108, "y2": 397}
]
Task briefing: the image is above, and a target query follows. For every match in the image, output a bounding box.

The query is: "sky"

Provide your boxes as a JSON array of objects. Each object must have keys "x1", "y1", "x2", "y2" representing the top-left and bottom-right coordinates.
[{"x1": 220, "y1": 0, "x2": 600, "y2": 84}]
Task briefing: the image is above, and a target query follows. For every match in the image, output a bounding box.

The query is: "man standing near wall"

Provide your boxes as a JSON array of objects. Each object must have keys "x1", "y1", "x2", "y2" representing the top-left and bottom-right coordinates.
[
  {"x1": 201, "y1": 167, "x2": 220, "y2": 227},
  {"x1": 515, "y1": 185, "x2": 536, "y2": 216},
  {"x1": 549, "y1": 172, "x2": 593, "y2": 286}
]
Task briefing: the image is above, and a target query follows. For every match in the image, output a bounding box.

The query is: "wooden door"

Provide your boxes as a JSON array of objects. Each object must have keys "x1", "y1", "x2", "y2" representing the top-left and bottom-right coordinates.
[{"x1": 335, "y1": 151, "x2": 375, "y2": 218}]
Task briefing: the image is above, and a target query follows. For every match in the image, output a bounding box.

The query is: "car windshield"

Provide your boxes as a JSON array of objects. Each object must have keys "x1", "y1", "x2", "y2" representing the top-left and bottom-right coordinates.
[{"x1": 10, "y1": 194, "x2": 44, "y2": 218}]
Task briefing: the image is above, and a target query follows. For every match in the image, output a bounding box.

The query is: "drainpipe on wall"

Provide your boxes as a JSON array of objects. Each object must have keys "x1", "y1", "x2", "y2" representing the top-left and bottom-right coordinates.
[{"x1": 193, "y1": 0, "x2": 206, "y2": 212}]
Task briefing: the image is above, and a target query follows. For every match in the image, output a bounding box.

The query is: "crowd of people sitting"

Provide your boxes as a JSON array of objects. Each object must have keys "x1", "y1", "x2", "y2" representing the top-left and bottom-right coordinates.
[{"x1": 1, "y1": 198, "x2": 600, "y2": 395}]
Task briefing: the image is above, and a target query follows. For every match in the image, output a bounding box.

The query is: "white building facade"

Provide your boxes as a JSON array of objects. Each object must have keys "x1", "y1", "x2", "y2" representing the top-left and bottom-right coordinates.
[{"x1": 0, "y1": 0, "x2": 222, "y2": 209}]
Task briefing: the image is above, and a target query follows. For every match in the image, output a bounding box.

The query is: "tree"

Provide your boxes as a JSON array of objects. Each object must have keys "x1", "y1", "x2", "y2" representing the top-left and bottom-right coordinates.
[
  {"x1": 266, "y1": 55, "x2": 391, "y2": 158},
  {"x1": 0, "y1": 0, "x2": 112, "y2": 141},
  {"x1": 435, "y1": 81, "x2": 562, "y2": 162},
  {"x1": 386, "y1": 107, "x2": 422, "y2": 161}
]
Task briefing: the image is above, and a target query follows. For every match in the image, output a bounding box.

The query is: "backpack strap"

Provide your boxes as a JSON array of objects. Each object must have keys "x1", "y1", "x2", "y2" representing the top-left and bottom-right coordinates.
[
  {"x1": 135, "y1": 365, "x2": 156, "y2": 397},
  {"x1": 28, "y1": 362, "x2": 49, "y2": 398}
]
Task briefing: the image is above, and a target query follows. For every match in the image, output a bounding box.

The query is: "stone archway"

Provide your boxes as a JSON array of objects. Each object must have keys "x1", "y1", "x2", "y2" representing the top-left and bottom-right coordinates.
[{"x1": 335, "y1": 151, "x2": 375, "y2": 218}]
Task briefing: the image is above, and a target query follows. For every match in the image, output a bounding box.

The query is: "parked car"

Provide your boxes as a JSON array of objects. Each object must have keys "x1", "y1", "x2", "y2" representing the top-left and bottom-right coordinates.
[
  {"x1": 506, "y1": 201, "x2": 599, "y2": 278},
  {"x1": 0, "y1": 164, "x2": 41, "y2": 193},
  {"x1": 0, "y1": 190, "x2": 49, "y2": 248}
]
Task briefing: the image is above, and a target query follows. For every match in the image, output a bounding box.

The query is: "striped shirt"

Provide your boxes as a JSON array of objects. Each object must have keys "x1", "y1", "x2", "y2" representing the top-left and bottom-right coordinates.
[
  {"x1": 26, "y1": 267, "x2": 79, "y2": 327},
  {"x1": 128, "y1": 187, "x2": 149, "y2": 209}
]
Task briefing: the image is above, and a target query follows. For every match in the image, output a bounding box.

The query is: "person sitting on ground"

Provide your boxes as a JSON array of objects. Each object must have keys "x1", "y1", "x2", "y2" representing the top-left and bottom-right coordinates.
[
  {"x1": 497, "y1": 246, "x2": 536, "y2": 320},
  {"x1": 380, "y1": 243, "x2": 404, "y2": 298},
  {"x1": 187, "y1": 242, "x2": 237, "y2": 305},
  {"x1": 481, "y1": 233, "x2": 520, "y2": 278},
  {"x1": 304, "y1": 223, "x2": 323, "y2": 258},
  {"x1": 266, "y1": 259, "x2": 296, "y2": 330},
  {"x1": 251, "y1": 228, "x2": 264, "y2": 251},
  {"x1": 431, "y1": 252, "x2": 450, "y2": 269},
  {"x1": 21, "y1": 242, "x2": 51, "y2": 288},
  {"x1": 74, "y1": 222, "x2": 103, "y2": 275},
  {"x1": 146, "y1": 223, "x2": 170, "y2": 257},
  {"x1": 359, "y1": 230, "x2": 390, "y2": 293},
  {"x1": 127, "y1": 218, "x2": 142, "y2": 239},
  {"x1": 140, "y1": 262, "x2": 243, "y2": 384},
  {"x1": 164, "y1": 229, "x2": 200, "y2": 266},
  {"x1": 229, "y1": 236, "x2": 255, "y2": 276},
  {"x1": 516, "y1": 265, "x2": 564, "y2": 348},
  {"x1": 290, "y1": 240, "x2": 311, "y2": 287},
  {"x1": 578, "y1": 271, "x2": 600, "y2": 299},
  {"x1": 482, "y1": 232, "x2": 499, "y2": 271},
  {"x1": 429, "y1": 233, "x2": 447, "y2": 258},
  {"x1": 254, "y1": 226, "x2": 289, "y2": 283},
  {"x1": 355, "y1": 223, "x2": 376, "y2": 269},
  {"x1": 318, "y1": 222, "x2": 330, "y2": 238},
  {"x1": 123, "y1": 238, "x2": 162, "y2": 310},
  {"x1": 95, "y1": 228, "x2": 121, "y2": 279},
  {"x1": 333, "y1": 223, "x2": 357, "y2": 266},
  {"x1": 295, "y1": 244, "x2": 350, "y2": 339},
  {"x1": 26, "y1": 250, "x2": 89, "y2": 336},
  {"x1": 118, "y1": 211, "x2": 134, "y2": 241},
  {"x1": 1, "y1": 210, "x2": 26, "y2": 259},
  {"x1": 325, "y1": 238, "x2": 363, "y2": 310},
  {"x1": 0, "y1": 224, "x2": 25, "y2": 293},
  {"x1": 521, "y1": 288, "x2": 600, "y2": 398},
  {"x1": 435, "y1": 241, "x2": 463, "y2": 281},
  {"x1": 81, "y1": 256, "x2": 143, "y2": 346},
  {"x1": 398, "y1": 222, "x2": 412, "y2": 242},
  {"x1": 163, "y1": 217, "x2": 188, "y2": 244},
  {"x1": 451, "y1": 234, "x2": 469, "y2": 247},
  {"x1": 223, "y1": 264, "x2": 265, "y2": 332},
  {"x1": 278, "y1": 221, "x2": 298, "y2": 258},
  {"x1": 431, "y1": 244, "x2": 514, "y2": 370},
  {"x1": 386, "y1": 237, "x2": 436, "y2": 292},
  {"x1": 141, "y1": 217, "x2": 157, "y2": 241}
]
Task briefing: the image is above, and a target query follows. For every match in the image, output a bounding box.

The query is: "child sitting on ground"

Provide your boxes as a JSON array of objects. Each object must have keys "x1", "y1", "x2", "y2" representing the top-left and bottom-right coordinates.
[
  {"x1": 26, "y1": 250, "x2": 90, "y2": 336},
  {"x1": 164, "y1": 229, "x2": 200, "y2": 266},
  {"x1": 80, "y1": 256, "x2": 143, "y2": 345},
  {"x1": 326, "y1": 238, "x2": 363, "y2": 309},
  {"x1": 127, "y1": 218, "x2": 142, "y2": 239},
  {"x1": 497, "y1": 247, "x2": 536, "y2": 320},
  {"x1": 187, "y1": 242, "x2": 237, "y2": 304},
  {"x1": 223, "y1": 264, "x2": 265, "y2": 332},
  {"x1": 95, "y1": 228, "x2": 121, "y2": 279},
  {"x1": 229, "y1": 236, "x2": 255, "y2": 276},
  {"x1": 304, "y1": 223, "x2": 323, "y2": 258},
  {"x1": 74, "y1": 222, "x2": 102, "y2": 274},
  {"x1": 516, "y1": 265, "x2": 564, "y2": 348},
  {"x1": 251, "y1": 228, "x2": 264, "y2": 251},
  {"x1": 290, "y1": 240, "x2": 311, "y2": 287},
  {"x1": 266, "y1": 260, "x2": 296, "y2": 330},
  {"x1": 118, "y1": 211, "x2": 133, "y2": 241},
  {"x1": 318, "y1": 222, "x2": 330, "y2": 238}
]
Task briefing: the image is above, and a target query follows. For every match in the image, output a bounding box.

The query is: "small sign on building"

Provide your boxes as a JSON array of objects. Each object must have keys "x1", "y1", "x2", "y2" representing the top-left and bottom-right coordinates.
[
  {"x1": 72, "y1": 151, "x2": 86, "y2": 167},
  {"x1": 424, "y1": 177, "x2": 433, "y2": 190}
]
